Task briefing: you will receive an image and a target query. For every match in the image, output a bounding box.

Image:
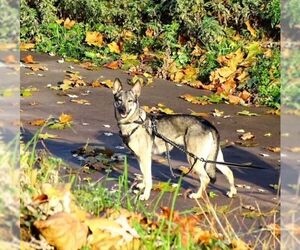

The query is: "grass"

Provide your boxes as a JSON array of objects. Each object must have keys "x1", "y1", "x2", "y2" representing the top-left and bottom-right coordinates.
[{"x1": 18, "y1": 129, "x2": 280, "y2": 249}]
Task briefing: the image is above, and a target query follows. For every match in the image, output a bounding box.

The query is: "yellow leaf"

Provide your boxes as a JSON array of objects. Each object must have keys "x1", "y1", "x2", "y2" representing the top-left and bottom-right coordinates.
[
  {"x1": 157, "y1": 103, "x2": 175, "y2": 114},
  {"x1": 266, "y1": 146, "x2": 280, "y2": 153},
  {"x1": 231, "y1": 239, "x2": 250, "y2": 250},
  {"x1": 71, "y1": 99, "x2": 91, "y2": 105},
  {"x1": 20, "y1": 42, "x2": 35, "y2": 51},
  {"x1": 240, "y1": 132, "x2": 255, "y2": 141},
  {"x1": 178, "y1": 166, "x2": 190, "y2": 174},
  {"x1": 182, "y1": 66, "x2": 198, "y2": 83},
  {"x1": 227, "y1": 94, "x2": 241, "y2": 105},
  {"x1": 91, "y1": 80, "x2": 101, "y2": 88},
  {"x1": 34, "y1": 212, "x2": 88, "y2": 250},
  {"x1": 245, "y1": 20, "x2": 257, "y2": 37},
  {"x1": 108, "y1": 41, "x2": 121, "y2": 54},
  {"x1": 101, "y1": 79, "x2": 114, "y2": 88},
  {"x1": 173, "y1": 71, "x2": 185, "y2": 83},
  {"x1": 29, "y1": 119, "x2": 46, "y2": 126},
  {"x1": 59, "y1": 113, "x2": 73, "y2": 124},
  {"x1": 64, "y1": 18, "x2": 76, "y2": 29},
  {"x1": 85, "y1": 31, "x2": 104, "y2": 47}
]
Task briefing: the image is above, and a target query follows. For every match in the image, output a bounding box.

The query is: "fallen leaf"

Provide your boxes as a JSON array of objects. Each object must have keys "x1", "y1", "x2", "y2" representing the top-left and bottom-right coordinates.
[
  {"x1": 188, "y1": 109, "x2": 209, "y2": 117},
  {"x1": 101, "y1": 79, "x2": 114, "y2": 88},
  {"x1": 211, "y1": 109, "x2": 224, "y2": 117},
  {"x1": 153, "y1": 182, "x2": 176, "y2": 192},
  {"x1": 236, "y1": 129, "x2": 245, "y2": 133},
  {"x1": 240, "y1": 132, "x2": 255, "y2": 141},
  {"x1": 85, "y1": 31, "x2": 104, "y2": 47},
  {"x1": 79, "y1": 61, "x2": 97, "y2": 70},
  {"x1": 104, "y1": 60, "x2": 120, "y2": 70},
  {"x1": 231, "y1": 239, "x2": 251, "y2": 250},
  {"x1": 22, "y1": 55, "x2": 35, "y2": 64},
  {"x1": 59, "y1": 113, "x2": 73, "y2": 124},
  {"x1": 266, "y1": 109, "x2": 280, "y2": 116},
  {"x1": 27, "y1": 64, "x2": 48, "y2": 72},
  {"x1": 157, "y1": 103, "x2": 174, "y2": 114},
  {"x1": 29, "y1": 119, "x2": 46, "y2": 126},
  {"x1": 265, "y1": 223, "x2": 280, "y2": 237},
  {"x1": 242, "y1": 204, "x2": 257, "y2": 211},
  {"x1": 34, "y1": 212, "x2": 88, "y2": 250},
  {"x1": 227, "y1": 94, "x2": 241, "y2": 105},
  {"x1": 208, "y1": 191, "x2": 218, "y2": 198},
  {"x1": 237, "y1": 110, "x2": 259, "y2": 116},
  {"x1": 235, "y1": 140, "x2": 259, "y2": 147},
  {"x1": 39, "y1": 133, "x2": 60, "y2": 140},
  {"x1": 20, "y1": 42, "x2": 35, "y2": 51},
  {"x1": 178, "y1": 166, "x2": 190, "y2": 175},
  {"x1": 180, "y1": 94, "x2": 211, "y2": 105},
  {"x1": 91, "y1": 80, "x2": 101, "y2": 88},
  {"x1": 71, "y1": 99, "x2": 91, "y2": 105},
  {"x1": 239, "y1": 90, "x2": 251, "y2": 101},
  {"x1": 266, "y1": 146, "x2": 280, "y2": 153},
  {"x1": 63, "y1": 18, "x2": 76, "y2": 29}
]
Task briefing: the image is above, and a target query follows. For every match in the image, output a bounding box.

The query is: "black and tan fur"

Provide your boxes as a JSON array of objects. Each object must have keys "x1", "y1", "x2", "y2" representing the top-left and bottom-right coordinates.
[{"x1": 112, "y1": 78, "x2": 237, "y2": 200}]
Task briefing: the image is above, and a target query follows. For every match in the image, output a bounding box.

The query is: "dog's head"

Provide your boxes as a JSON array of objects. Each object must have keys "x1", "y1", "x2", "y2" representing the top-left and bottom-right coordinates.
[{"x1": 112, "y1": 78, "x2": 141, "y2": 120}]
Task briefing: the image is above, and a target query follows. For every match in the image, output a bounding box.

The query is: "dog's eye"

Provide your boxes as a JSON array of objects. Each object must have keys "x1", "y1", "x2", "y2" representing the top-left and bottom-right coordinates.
[{"x1": 128, "y1": 100, "x2": 133, "y2": 103}]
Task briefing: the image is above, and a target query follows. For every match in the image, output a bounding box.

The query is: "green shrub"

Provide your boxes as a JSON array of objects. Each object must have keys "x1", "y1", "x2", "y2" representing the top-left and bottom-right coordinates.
[{"x1": 248, "y1": 49, "x2": 280, "y2": 108}]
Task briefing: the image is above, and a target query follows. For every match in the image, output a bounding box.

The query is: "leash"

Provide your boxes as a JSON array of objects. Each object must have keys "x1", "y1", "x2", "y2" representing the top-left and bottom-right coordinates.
[
  {"x1": 149, "y1": 117, "x2": 267, "y2": 177},
  {"x1": 118, "y1": 113, "x2": 267, "y2": 179}
]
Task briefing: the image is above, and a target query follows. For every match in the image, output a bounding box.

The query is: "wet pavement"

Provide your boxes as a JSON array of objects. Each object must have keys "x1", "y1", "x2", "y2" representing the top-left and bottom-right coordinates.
[{"x1": 21, "y1": 52, "x2": 280, "y2": 242}]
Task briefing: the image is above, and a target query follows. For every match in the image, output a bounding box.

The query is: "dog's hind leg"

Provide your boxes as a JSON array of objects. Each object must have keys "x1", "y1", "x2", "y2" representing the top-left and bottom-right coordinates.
[
  {"x1": 185, "y1": 129, "x2": 212, "y2": 199},
  {"x1": 216, "y1": 149, "x2": 237, "y2": 198}
]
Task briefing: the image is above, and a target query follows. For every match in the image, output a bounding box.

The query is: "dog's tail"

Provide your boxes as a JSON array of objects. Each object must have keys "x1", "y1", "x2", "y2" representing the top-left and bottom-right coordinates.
[{"x1": 205, "y1": 129, "x2": 220, "y2": 183}]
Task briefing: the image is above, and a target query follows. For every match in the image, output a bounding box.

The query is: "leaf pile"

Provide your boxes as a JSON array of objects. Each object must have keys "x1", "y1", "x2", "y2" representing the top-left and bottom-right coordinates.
[{"x1": 49, "y1": 71, "x2": 87, "y2": 91}]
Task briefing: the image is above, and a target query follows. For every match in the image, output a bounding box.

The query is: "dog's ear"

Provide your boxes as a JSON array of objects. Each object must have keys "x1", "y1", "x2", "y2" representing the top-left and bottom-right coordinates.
[
  {"x1": 113, "y1": 78, "x2": 123, "y2": 94},
  {"x1": 131, "y1": 80, "x2": 142, "y2": 97}
]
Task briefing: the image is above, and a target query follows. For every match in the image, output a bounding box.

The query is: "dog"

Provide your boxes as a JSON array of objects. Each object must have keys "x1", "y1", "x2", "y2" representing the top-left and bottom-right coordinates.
[{"x1": 112, "y1": 78, "x2": 237, "y2": 201}]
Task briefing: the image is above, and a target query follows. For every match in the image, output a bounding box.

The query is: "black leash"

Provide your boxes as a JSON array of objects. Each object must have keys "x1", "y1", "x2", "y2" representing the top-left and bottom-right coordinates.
[
  {"x1": 119, "y1": 113, "x2": 267, "y2": 179},
  {"x1": 149, "y1": 118, "x2": 266, "y2": 176}
]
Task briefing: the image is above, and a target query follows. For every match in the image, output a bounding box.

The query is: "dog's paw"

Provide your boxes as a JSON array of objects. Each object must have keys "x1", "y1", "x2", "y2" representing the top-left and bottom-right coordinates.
[
  {"x1": 189, "y1": 192, "x2": 202, "y2": 199},
  {"x1": 140, "y1": 189, "x2": 151, "y2": 201},
  {"x1": 226, "y1": 188, "x2": 237, "y2": 198},
  {"x1": 136, "y1": 182, "x2": 145, "y2": 190},
  {"x1": 139, "y1": 193, "x2": 150, "y2": 201}
]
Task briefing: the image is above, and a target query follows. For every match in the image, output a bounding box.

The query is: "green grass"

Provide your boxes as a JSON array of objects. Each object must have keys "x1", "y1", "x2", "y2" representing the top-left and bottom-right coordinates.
[{"x1": 19, "y1": 129, "x2": 280, "y2": 249}]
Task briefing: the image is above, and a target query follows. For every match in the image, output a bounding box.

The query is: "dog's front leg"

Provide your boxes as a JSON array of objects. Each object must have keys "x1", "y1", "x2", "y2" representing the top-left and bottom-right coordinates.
[{"x1": 137, "y1": 154, "x2": 152, "y2": 201}]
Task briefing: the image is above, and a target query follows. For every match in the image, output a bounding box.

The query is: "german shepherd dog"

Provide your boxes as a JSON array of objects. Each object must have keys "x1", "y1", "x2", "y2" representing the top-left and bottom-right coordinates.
[{"x1": 112, "y1": 78, "x2": 237, "y2": 200}]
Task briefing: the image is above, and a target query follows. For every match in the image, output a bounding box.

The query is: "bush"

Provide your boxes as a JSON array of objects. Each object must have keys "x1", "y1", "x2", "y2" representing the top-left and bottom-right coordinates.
[
  {"x1": 247, "y1": 49, "x2": 280, "y2": 108},
  {"x1": 20, "y1": 0, "x2": 280, "y2": 108}
]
